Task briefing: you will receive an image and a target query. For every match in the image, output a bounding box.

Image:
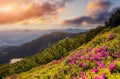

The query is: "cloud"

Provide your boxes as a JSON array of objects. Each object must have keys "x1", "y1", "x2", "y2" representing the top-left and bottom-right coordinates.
[
  {"x1": 0, "y1": 2, "x2": 57, "y2": 24},
  {"x1": 86, "y1": 0, "x2": 112, "y2": 15},
  {"x1": 62, "y1": 0, "x2": 117, "y2": 26},
  {"x1": 0, "y1": 0, "x2": 73, "y2": 24}
]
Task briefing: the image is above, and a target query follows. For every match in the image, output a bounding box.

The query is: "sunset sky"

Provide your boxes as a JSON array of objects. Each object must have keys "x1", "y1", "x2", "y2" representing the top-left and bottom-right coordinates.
[{"x1": 0, "y1": 0, "x2": 119, "y2": 30}]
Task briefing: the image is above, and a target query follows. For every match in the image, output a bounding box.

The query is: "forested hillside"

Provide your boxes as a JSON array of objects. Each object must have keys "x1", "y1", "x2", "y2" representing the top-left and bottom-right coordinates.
[{"x1": 0, "y1": 32, "x2": 80, "y2": 64}]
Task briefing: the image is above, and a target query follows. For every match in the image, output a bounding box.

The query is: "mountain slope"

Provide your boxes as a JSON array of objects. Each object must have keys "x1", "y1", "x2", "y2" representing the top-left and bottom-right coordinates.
[
  {"x1": 9, "y1": 26, "x2": 120, "y2": 79},
  {"x1": 0, "y1": 46, "x2": 18, "y2": 55},
  {"x1": 0, "y1": 26, "x2": 105, "y2": 79},
  {"x1": 0, "y1": 32, "x2": 80, "y2": 64}
]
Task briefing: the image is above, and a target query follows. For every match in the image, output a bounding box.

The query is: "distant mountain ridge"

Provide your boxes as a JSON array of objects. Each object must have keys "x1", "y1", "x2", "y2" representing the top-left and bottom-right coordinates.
[{"x1": 0, "y1": 29, "x2": 88, "y2": 47}]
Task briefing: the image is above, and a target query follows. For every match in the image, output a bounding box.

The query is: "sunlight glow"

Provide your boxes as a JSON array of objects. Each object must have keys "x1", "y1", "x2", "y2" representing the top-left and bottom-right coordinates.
[{"x1": 0, "y1": 4, "x2": 15, "y2": 13}]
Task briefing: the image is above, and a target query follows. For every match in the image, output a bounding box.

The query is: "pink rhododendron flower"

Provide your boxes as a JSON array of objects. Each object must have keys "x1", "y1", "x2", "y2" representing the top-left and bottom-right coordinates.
[
  {"x1": 80, "y1": 75, "x2": 87, "y2": 79},
  {"x1": 95, "y1": 48, "x2": 101, "y2": 53},
  {"x1": 79, "y1": 71, "x2": 85, "y2": 75},
  {"x1": 53, "y1": 60, "x2": 59, "y2": 64},
  {"x1": 69, "y1": 60, "x2": 76, "y2": 66},
  {"x1": 95, "y1": 53, "x2": 102, "y2": 60},
  {"x1": 94, "y1": 73, "x2": 106, "y2": 79},
  {"x1": 79, "y1": 72, "x2": 87, "y2": 79},
  {"x1": 103, "y1": 51, "x2": 110, "y2": 58},
  {"x1": 96, "y1": 62, "x2": 105, "y2": 68},
  {"x1": 90, "y1": 55, "x2": 95, "y2": 61},
  {"x1": 91, "y1": 68, "x2": 99, "y2": 73},
  {"x1": 115, "y1": 51, "x2": 120, "y2": 59},
  {"x1": 108, "y1": 62, "x2": 116, "y2": 71},
  {"x1": 71, "y1": 76, "x2": 78, "y2": 79},
  {"x1": 80, "y1": 56, "x2": 87, "y2": 60},
  {"x1": 109, "y1": 34, "x2": 114, "y2": 39},
  {"x1": 80, "y1": 62, "x2": 86, "y2": 68}
]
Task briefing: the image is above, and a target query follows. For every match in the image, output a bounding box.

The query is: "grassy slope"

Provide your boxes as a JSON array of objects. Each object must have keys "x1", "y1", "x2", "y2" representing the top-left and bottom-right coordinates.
[{"x1": 7, "y1": 26, "x2": 120, "y2": 79}]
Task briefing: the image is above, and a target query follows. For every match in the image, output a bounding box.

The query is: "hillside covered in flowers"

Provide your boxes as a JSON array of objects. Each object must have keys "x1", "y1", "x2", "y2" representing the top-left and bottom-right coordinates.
[{"x1": 6, "y1": 25, "x2": 120, "y2": 79}]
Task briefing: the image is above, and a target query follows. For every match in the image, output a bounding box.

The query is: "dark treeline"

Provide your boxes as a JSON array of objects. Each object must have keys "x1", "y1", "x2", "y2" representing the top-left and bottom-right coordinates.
[
  {"x1": 0, "y1": 8, "x2": 120, "y2": 79},
  {"x1": 105, "y1": 8, "x2": 120, "y2": 27}
]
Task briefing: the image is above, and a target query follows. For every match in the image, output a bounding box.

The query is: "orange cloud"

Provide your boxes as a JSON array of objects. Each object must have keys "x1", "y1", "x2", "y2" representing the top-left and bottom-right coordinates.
[
  {"x1": 62, "y1": 0, "x2": 114, "y2": 26},
  {"x1": 86, "y1": 0, "x2": 112, "y2": 17},
  {"x1": 0, "y1": 0, "x2": 65, "y2": 24}
]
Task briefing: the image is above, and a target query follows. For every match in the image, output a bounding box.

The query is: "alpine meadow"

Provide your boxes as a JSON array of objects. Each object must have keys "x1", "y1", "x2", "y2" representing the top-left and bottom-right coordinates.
[{"x1": 0, "y1": 0, "x2": 120, "y2": 79}]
